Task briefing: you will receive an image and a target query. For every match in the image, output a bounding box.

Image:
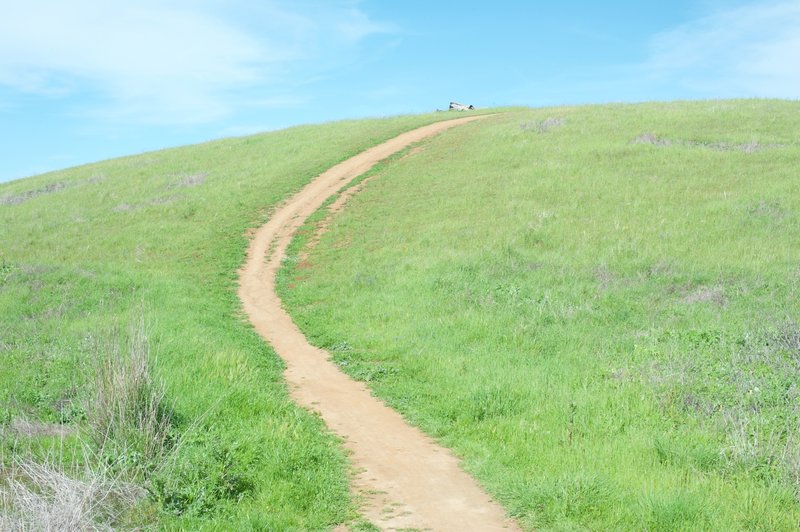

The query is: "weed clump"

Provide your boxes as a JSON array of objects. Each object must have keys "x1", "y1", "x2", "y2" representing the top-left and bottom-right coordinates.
[{"x1": 87, "y1": 323, "x2": 173, "y2": 478}]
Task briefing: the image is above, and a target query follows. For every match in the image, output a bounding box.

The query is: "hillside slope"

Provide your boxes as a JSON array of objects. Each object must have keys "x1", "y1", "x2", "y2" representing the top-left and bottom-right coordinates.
[
  {"x1": 280, "y1": 100, "x2": 800, "y2": 530},
  {"x1": 0, "y1": 111, "x2": 491, "y2": 529}
]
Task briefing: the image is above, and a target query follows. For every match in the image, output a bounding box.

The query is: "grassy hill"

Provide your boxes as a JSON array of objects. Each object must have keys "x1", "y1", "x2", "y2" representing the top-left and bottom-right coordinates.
[
  {"x1": 1, "y1": 100, "x2": 799, "y2": 530},
  {"x1": 0, "y1": 111, "x2": 480, "y2": 529},
  {"x1": 278, "y1": 100, "x2": 800, "y2": 530}
]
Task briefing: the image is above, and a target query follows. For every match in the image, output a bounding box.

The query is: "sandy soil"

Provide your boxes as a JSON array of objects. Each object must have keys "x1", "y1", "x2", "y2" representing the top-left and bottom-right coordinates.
[{"x1": 239, "y1": 115, "x2": 519, "y2": 531}]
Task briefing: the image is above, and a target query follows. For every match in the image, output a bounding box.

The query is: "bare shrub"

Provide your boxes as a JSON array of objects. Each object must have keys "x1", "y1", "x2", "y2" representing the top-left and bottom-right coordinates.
[
  {"x1": 87, "y1": 321, "x2": 173, "y2": 477},
  {"x1": 0, "y1": 453, "x2": 144, "y2": 531}
]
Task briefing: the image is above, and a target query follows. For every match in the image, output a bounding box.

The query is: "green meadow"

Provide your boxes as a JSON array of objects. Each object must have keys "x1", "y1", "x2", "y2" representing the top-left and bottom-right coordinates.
[
  {"x1": 2, "y1": 100, "x2": 799, "y2": 530},
  {"x1": 279, "y1": 100, "x2": 800, "y2": 529},
  {"x1": 0, "y1": 111, "x2": 475, "y2": 529}
]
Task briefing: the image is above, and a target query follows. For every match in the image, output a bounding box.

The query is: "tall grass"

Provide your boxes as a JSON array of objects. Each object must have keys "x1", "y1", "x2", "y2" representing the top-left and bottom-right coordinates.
[
  {"x1": 87, "y1": 320, "x2": 172, "y2": 477},
  {"x1": 1, "y1": 320, "x2": 168, "y2": 529}
]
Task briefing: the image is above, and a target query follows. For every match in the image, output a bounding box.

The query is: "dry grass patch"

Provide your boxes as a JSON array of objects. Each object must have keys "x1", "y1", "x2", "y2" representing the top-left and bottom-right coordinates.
[
  {"x1": 1, "y1": 453, "x2": 145, "y2": 531},
  {"x1": 632, "y1": 133, "x2": 787, "y2": 152},
  {"x1": 0, "y1": 182, "x2": 66, "y2": 206},
  {"x1": 519, "y1": 117, "x2": 565, "y2": 133},
  {"x1": 169, "y1": 173, "x2": 208, "y2": 188},
  {"x1": 681, "y1": 285, "x2": 727, "y2": 307}
]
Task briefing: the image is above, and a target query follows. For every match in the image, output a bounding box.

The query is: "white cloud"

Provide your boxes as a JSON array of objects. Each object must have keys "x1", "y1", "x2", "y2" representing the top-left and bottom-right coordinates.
[
  {"x1": 644, "y1": 1, "x2": 800, "y2": 98},
  {"x1": 335, "y1": 8, "x2": 395, "y2": 42},
  {"x1": 0, "y1": 0, "x2": 392, "y2": 124}
]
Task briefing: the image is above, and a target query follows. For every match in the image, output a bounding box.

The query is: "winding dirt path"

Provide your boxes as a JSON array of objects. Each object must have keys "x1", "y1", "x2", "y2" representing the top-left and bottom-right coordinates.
[{"x1": 238, "y1": 115, "x2": 519, "y2": 531}]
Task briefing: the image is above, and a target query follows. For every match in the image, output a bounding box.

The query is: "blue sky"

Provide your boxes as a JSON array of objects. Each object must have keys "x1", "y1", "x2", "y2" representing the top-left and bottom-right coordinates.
[{"x1": 1, "y1": 0, "x2": 798, "y2": 183}]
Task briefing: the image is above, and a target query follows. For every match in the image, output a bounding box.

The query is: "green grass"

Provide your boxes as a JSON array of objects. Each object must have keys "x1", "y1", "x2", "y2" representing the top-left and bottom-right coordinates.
[
  {"x1": 279, "y1": 100, "x2": 800, "y2": 530},
  {"x1": 0, "y1": 110, "x2": 492, "y2": 528}
]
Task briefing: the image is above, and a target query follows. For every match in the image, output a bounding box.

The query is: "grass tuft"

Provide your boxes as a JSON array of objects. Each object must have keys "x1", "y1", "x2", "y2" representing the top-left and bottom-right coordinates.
[{"x1": 87, "y1": 321, "x2": 173, "y2": 478}]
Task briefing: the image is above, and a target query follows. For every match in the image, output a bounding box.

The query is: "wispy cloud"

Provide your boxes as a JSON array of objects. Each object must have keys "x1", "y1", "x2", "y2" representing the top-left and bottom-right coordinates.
[
  {"x1": 0, "y1": 0, "x2": 393, "y2": 124},
  {"x1": 335, "y1": 8, "x2": 395, "y2": 42},
  {"x1": 643, "y1": 0, "x2": 800, "y2": 98}
]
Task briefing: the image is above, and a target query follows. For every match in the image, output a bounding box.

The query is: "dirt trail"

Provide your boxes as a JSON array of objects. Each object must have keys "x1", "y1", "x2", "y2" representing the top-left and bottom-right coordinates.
[{"x1": 239, "y1": 115, "x2": 519, "y2": 531}]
